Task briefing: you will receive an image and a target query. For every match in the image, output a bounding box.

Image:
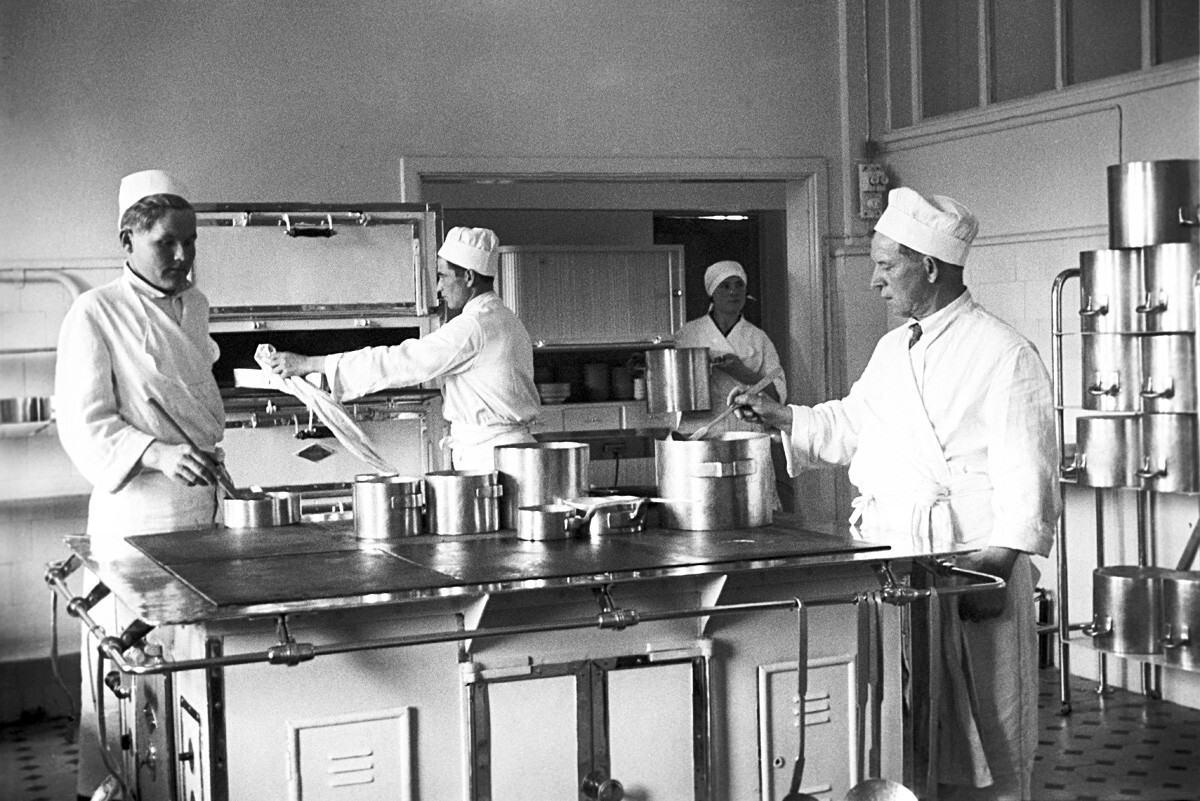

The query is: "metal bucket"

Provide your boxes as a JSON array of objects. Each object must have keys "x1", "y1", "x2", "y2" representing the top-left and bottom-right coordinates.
[
  {"x1": 645, "y1": 347, "x2": 711, "y2": 414},
  {"x1": 424, "y1": 470, "x2": 502, "y2": 535},
  {"x1": 1081, "y1": 333, "x2": 1141, "y2": 412},
  {"x1": 655, "y1": 432, "x2": 772, "y2": 530},
  {"x1": 1068, "y1": 414, "x2": 1140, "y2": 488},
  {"x1": 1108, "y1": 159, "x2": 1200, "y2": 248},
  {"x1": 222, "y1": 491, "x2": 301, "y2": 529},
  {"x1": 1161, "y1": 570, "x2": 1200, "y2": 669},
  {"x1": 1079, "y1": 249, "x2": 1143, "y2": 334},
  {"x1": 494, "y1": 442, "x2": 590, "y2": 530},
  {"x1": 1139, "y1": 334, "x2": 1196, "y2": 413},
  {"x1": 1085, "y1": 565, "x2": 1166, "y2": 654},
  {"x1": 1137, "y1": 413, "x2": 1200, "y2": 493},
  {"x1": 1141, "y1": 243, "x2": 1199, "y2": 333},
  {"x1": 352, "y1": 473, "x2": 424, "y2": 540}
]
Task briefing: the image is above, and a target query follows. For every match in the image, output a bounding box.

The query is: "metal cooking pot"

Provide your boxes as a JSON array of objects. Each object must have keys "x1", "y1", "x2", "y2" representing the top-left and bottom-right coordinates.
[
  {"x1": 1079, "y1": 249, "x2": 1143, "y2": 334},
  {"x1": 1139, "y1": 334, "x2": 1196, "y2": 413},
  {"x1": 1137, "y1": 413, "x2": 1200, "y2": 493},
  {"x1": 352, "y1": 473, "x2": 424, "y2": 540},
  {"x1": 655, "y1": 432, "x2": 772, "y2": 530},
  {"x1": 1161, "y1": 569, "x2": 1200, "y2": 669},
  {"x1": 1080, "y1": 333, "x2": 1141, "y2": 412},
  {"x1": 1141, "y1": 243, "x2": 1199, "y2": 333},
  {"x1": 563, "y1": 495, "x2": 650, "y2": 536},
  {"x1": 516, "y1": 503, "x2": 591, "y2": 541},
  {"x1": 1084, "y1": 565, "x2": 1166, "y2": 654},
  {"x1": 645, "y1": 347, "x2": 711, "y2": 414},
  {"x1": 494, "y1": 442, "x2": 590, "y2": 530},
  {"x1": 1108, "y1": 159, "x2": 1200, "y2": 249},
  {"x1": 1066, "y1": 413, "x2": 1140, "y2": 488},
  {"x1": 222, "y1": 491, "x2": 301, "y2": 529},
  {"x1": 424, "y1": 470, "x2": 502, "y2": 535}
]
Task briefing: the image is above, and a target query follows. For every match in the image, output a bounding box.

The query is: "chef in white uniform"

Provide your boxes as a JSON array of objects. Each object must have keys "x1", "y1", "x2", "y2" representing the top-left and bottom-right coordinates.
[
  {"x1": 673, "y1": 259, "x2": 786, "y2": 437},
  {"x1": 731, "y1": 188, "x2": 1060, "y2": 801},
  {"x1": 266, "y1": 226, "x2": 540, "y2": 471},
  {"x1": 56, "y1": 169, "x2": 224, "y2": 798}
]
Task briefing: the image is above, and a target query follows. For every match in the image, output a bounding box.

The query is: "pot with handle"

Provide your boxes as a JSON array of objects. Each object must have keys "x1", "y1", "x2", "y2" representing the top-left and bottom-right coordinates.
[
  {"x1": 494, "y1": 441, "x2": 590, "y2": 530},
  {"x1": 424, "y1": 470, "x2": 503, "y2": 534},
  {"x1": 1108, "y1": 159, "x2": 1200, "y2": 249},
  {"x1": 516, "y1": 503, "x2": 595, "y2": 541},
  {"x1": 645, "y1": 347, "x2": 711, "y2": 414},
  {"x1": 1140, "y1": 243, "x2": 1199, "y2": 333},
  {"x1": 562, "y1": 495, "x2": 650, "y2": 536},
  {"x1": 1083, "y1": 565, "x2": 1166, "y2": 654},
  {"x1": 352, "y1": 473, "x2": 425, "y2": 540},
  {"x1": 655, "y1": 432, "x2": 773, "y2": 530},
  {"x1": 1079, "y1": 249, "x2": 1144, "y2": 334}
]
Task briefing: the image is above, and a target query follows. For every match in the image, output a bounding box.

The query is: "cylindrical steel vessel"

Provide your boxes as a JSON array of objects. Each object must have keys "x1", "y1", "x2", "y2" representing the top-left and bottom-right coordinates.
[
  {"x1": 516, "y1": 503, "x2": 585, "y2": 541},
  {"x1": 1138, "y1": 413, "x2": 1200, "y2": 494},
  {"x1": 1141, "y1": 242, "x2": 1199, "y2": 333},
  {"x1": 655, "y1": 432, "x2": 773, "y2": 530},
  {"x1": 222, "y1": 491, "x2": 302, "y2": 529},
  {"x1": 352, "y1": 473, "x2": 424, "y2": 540},
  {"x1": 1086, "y1": 565, "x2": 1166, "y2": 654},
  {"x1": 424, "y1": 470, "x2": 502, "y2": 535},
  {"x1": 1079, "y1": 249, "x2": 1143, "y2": 334},
  {"x1": 1161, "y1": 570, "x2": 1200, "y2": 669},
  {"x1": 494, "y1": 442, "x2": 590, "y2": 530},
  {"x1": 1108, "y1": 159, "x2": 1200, "y2": 248},
  {"x1": 1139, "y1": 334, "x2": 1196, "y2": 413},
  {"x1": 1072, "y1": 414, "x2": 1140, "y2": 488},
  {"x1": 645, "y1": 347, "x2": 711, "y2": 414},
  {"x1": 564, "y1": 495, "x2": 649, "y2": 536},
  {"x1": 1080, "y1": 333, "x2": 1141, "y2": 412}
]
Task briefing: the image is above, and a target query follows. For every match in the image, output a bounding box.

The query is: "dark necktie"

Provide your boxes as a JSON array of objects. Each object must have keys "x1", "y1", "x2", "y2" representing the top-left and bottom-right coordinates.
[{"x1": 908, "y1": 322, "x2": 922, "y2": 349}]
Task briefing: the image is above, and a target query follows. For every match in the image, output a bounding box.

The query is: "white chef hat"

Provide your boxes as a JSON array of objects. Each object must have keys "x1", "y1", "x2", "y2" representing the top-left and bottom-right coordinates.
[
  {"x1": 873, "y1": 187, "x2": 978, "y2": 267},
  {"x1": 437, "y1": 226, "x2": 500, "y2": 277},
  {"x1": 118, "y1": 169, "x2": 190, "y2": 230},
  {"x1": 703, "y1": 260, "x2": 747, "y2": 296}
]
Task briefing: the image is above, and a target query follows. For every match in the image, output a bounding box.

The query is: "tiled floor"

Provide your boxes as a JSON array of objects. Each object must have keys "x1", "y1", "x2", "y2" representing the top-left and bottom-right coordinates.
[{"x1": 1, "y1": 671, "x2": 1197, "y2": 800}]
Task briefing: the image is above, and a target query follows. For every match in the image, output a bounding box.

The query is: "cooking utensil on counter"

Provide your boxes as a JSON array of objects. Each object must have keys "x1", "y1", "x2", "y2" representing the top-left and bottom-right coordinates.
[
  {"x1": 494, "y1": 441, "x2": 590, "y2": 530},
  {"x1": 655, "y1": 432, "x2": 773, "y2": 530},
  {"x1": 424, "y1": 470, "x2": 502, "y2": 535},
  {"x1": 147, "y1": 396, "x2": 241, "y2": 499},
  {"x1": 352, "y1": 473, "x2": 425, "y2": 540},
  {"x1": 686, "y1": 366, "x2": 784, "y2": 441},
  {"x1": 222, "y1": 491, "x2": 302, "y2": 528},
  {"x1": 516, "y1": 503, "x2": 597, "y2": 541},
  {"x1": 561, "y1": 495, "x2": 651, "y2": 536}
]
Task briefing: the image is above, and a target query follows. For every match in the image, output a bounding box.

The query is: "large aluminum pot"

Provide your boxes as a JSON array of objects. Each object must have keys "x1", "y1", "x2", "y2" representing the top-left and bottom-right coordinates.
[
  {"x1": 1067, "y1": 413, "x2": 1140, "y2": 488},
  {"x1": 1139, "y1": 334, "x2": 1196, "y2": 413},
  {"x1": 352, "y1": 473, "x2": 424, "y2": 540},
  {"x1": 424, "y1": 470, "x2": 503, "y2": 535},
  {"x1": 494, "y1": 442, "x2": 590, "y2": 530},
  {"x1": 1161, "y1": 570, "x2": 1200, "y2": 669},
  {"x1": 223, "y1": 491, "x2": 301, "y2": 529},
  {"x1": 1084, "y1": 565, "x2": 1166, "y2": 654},
  {"x1": 1079, "y1": 249, "x2": 1143, "y2": 334},
  {"x1": 655, "y1": 432, "x2": 772, "y2": 530},
  {"x1": 645, "y1": 347, "x2": 711, "y2": 414},
  {"x1": 1108, "y1": 159, "x2": 1200, "y2": 248},
  {"x1": 1080, "y1": 333, "x2": 1141, "y2": 412},
  {"x1": 1141, "y1": 243, "x2": 1199, "y2": 333},
  {"x1": 1137, "y1": 413, "x2": 1200, "y2": 493}
]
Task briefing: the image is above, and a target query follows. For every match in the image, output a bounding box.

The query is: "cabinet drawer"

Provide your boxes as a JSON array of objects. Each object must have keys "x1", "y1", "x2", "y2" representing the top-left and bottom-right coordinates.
[
  {"x1": 531, "y1": 408, "x2": 565, "y2": 434},
  {"x1": 562, "y1": 406, "x2": 621, "y2": 431}
]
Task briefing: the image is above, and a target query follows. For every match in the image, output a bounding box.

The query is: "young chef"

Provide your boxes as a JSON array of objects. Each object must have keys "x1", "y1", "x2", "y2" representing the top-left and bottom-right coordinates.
[
  {"x1": 55, "y1": 169, "x2": 225, "y2": 799},
  {"x1": 731, "y1": 187, "x2": 1060, "y2": 801},
  {"x1": 265, "y1": 226, "x2": 540, "y2": 471}
]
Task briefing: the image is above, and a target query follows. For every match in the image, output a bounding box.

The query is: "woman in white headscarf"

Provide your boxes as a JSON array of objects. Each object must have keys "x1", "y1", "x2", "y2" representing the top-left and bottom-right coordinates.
[{"x1": 673, "y1": 260, "x2": 787, "y2": 437}]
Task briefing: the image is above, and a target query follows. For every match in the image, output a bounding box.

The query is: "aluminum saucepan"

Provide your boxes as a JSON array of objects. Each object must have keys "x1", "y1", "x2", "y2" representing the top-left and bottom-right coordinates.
[
  {"x1": 516, "y1": 503, "x2": 594, "y2": 542},
  {"x1": 223, "y1": 491, "x2": 302, "y2": 529},
  {"x1": 562, "y1": 495, "x2": 650, "y2": 536}
]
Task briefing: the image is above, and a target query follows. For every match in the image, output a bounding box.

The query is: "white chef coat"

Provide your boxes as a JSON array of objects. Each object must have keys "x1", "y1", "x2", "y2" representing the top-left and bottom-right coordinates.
[
  {"x1": 674, "y1": 314, "x2": 786, "y2": 436},
  {"x1": 325, "y1": 291, "x2": 540, "y2": 470},
  {"x1": 781, "y1": 291, "x2": 1059, "y2": 797}
]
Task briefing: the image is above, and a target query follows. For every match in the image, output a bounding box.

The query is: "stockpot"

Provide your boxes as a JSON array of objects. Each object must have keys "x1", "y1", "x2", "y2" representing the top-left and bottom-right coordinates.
[
  {"x1": 1079, "y1": 249, "x2": 1143, "y2": 334},
  {"x1": 644, "y1": 347, "x2": 711, "y2": 414},
  {"x1": 1080, "y1": 333, "x2": 1141, "y2": 412},
  {"x1": 494, "y1": 441, "x2": 590, "y2": 530},
  {"x1": 1140, "y1": 243, "x2": 1199, "y2": 333},
  {"x1": 1137, "y1": 413, "x2": 1200, "y2": 494},
  {"x1": 223, "y1": 491, "x2": 302, "y2": 529},
  {"x1": 424, "y1": 470, "x2": 503, "y2": 535},
  {"x1": 352, "y1": 473, "x2": 424, "y2": 540},
  {"x1": 1067, "y1": 413, "x2": 1140, "y2": 488},
  {"x1": 1084, "y1": 565, "x2": 1166, "y2": 654},
  {"x1": 1161, "y1": 570, "x2": 1200, "y2": 669},
  {"x1": 1139, "y1": 334, "x2": 1196, "y2": 413},
  {"x1": 655, "y1": 432, "x2": 772, "y2": 530},
  {"x1": 1108, "y1": 159, "x2": 1200, "y2": 249}
]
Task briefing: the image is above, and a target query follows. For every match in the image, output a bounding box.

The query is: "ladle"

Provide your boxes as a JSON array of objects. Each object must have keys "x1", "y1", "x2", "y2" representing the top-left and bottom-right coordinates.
[
  {"x1": 782, "y1": 600, "x2": 821, "y2": 801},
  {"x1": 147, "y1": 397, "x2": 242, "y2": 499},
  {"x1": 685, "y1": 366, "x2": 784, "y2": 441}
]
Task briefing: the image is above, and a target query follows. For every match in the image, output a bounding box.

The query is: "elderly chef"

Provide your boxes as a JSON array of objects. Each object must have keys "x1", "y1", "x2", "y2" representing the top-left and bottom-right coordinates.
[
  {"x1": 265, "y1": 226, "x2": 540, "y2": 471},
  {"x1": 673, "y1": 259, "x2": 786, "y2": 436},
  {"x1": 731, "y1": 187, "x2": 1060, "y2": 801},
  {"x1": 56, "y1": 169, "x2": 224, "y2": 799}
]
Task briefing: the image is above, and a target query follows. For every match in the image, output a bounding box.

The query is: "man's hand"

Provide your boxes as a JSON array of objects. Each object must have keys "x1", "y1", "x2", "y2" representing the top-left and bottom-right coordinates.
[
  {"x1": 726, "y1": 386, "x2": 792, "y2": 433},
  {"x1": 955, "y1": 546, "x2": 1019, "y2": 622},
  {"x1": 262, "y1": 350, "x2": 324, "y2": 378},
  {"x1": 141, "y1": 441, "x2": 219, "y2": 487}
]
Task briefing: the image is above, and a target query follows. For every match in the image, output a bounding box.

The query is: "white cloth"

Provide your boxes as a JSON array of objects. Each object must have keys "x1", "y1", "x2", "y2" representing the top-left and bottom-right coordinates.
[
  {"x1": 781, "y1": 291, "x2": 1058, "y2": 794},
  {"x1": 325, "y1": 291, "x2": 539, "y2": 466},
  {"x1": 674, "y1": 314, "x2": 786, "y2": 436}
]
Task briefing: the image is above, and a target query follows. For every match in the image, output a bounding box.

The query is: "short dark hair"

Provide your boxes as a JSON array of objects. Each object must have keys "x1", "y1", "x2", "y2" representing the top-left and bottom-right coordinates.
[
  {"x1": 445, "y1": 262, "x2": 494, "y2": 288},
  {"x1": 119, "y1": 193, "x2": 192, "y2": 235}
]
